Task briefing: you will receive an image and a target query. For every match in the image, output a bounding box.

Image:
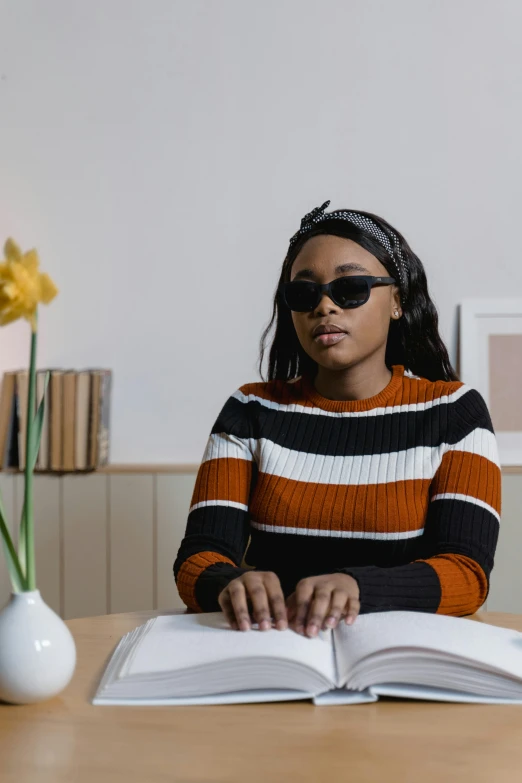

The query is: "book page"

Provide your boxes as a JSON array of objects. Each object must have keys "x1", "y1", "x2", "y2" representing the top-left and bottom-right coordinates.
[
  {"x1": 126, "y1": 612, "x2": 337, "y2": 685},
  {"x1": 333, "y1": 611, "x2": 522, "y2": 689}
]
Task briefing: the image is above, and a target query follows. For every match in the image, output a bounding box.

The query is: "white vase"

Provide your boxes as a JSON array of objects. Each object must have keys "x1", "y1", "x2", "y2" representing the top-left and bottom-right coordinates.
[{"x1": 0, "y1": 589, "x2": 76, "y2": 704}]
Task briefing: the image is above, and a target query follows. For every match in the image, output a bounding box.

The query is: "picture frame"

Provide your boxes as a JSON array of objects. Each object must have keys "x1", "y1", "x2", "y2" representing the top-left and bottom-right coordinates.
[{"x1": 459, "y1": 298, "x2": 522, "y2": 467}]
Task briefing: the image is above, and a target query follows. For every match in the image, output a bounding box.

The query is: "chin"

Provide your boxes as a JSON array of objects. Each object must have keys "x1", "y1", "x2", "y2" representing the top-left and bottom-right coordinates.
[{"x1": 310, "y1": 349, "x2": 353, "y2": 370}]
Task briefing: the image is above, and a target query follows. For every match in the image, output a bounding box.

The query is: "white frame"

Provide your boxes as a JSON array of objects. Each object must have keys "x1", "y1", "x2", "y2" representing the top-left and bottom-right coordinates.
[{"x1": 460, "y1": 298, "x2": 522, "y2": 466}]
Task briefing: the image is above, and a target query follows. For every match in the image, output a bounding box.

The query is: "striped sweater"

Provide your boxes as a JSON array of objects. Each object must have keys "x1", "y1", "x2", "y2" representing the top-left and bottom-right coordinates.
[{"x1": 174, "y1": 363, "x2": 501, "y2": 617}]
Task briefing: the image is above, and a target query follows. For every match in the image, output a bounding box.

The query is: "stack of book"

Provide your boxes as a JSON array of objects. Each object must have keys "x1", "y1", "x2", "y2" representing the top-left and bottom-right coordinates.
[{"x1": 0, "y1": 369, "x2": 112, "y2": 472}]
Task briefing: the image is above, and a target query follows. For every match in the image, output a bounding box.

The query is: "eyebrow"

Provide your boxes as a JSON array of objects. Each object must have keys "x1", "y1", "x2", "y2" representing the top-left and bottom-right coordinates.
[{"x1": 291, "y1": 262, "x2": 371, "y2": 280}]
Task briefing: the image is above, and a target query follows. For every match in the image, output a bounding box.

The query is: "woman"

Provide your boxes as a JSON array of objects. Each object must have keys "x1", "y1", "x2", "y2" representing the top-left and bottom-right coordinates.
[{"x1": 174, "y1": 200, "x2": 501, "y2": 638}]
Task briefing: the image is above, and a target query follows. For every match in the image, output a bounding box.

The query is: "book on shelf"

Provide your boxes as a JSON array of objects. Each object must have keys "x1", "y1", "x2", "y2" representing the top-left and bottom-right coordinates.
[
  {"x1": 0, "y1": 368, "x2": 112, "y2": 472},
  {"x1": 49, "y1": 370, "x2": 64, "y2": 471},
  {"x1": 36, "y1": 370, "x2": 50, "y2": 471},
  {"x1": 0, "y1": 372, "x2": 17, "y2": 470},
  {"x1": 75, "y1": 371, "x2": 91, "y2": 471},
  {"x1": 62, "y1": 371, "x2": 77, "y2": 472},
  {"x1": 93, "y1": 610, "x2": 522, "y2": 707},
  {"x1": 88, "y1": 369, "x2": 112, "y2": 470},
  {"x1": 15, "y1": 371, "x2": 29, "y2": 471}
]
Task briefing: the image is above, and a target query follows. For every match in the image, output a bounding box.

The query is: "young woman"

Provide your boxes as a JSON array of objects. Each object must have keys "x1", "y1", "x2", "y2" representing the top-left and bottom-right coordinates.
[{"x1": 174, "y1": 200, "x2": 501, "y2": 638}]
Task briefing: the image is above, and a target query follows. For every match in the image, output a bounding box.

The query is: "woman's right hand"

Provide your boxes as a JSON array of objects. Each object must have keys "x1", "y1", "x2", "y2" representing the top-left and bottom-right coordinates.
[{"x1": 218, "y1": 571, "x2": 288, "y2": 632}]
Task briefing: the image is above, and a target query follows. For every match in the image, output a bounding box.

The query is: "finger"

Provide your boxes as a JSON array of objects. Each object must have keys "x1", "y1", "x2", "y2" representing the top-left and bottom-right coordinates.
[
  {"x1": 292, "y1": 580, "x2": 315, "y2": 635},
  {"x1": 344, "y1": 597, "x2": 361, "y2": 625},
  {"x1": 228, "y1": 579, "x2": 252, "y2": 631},
  {"x1": 244, "y1": 577, "x2": 272, "y2": 631},
  {"x1": 218, "y1": 592, "x2": 239, "y2": 630},
  {"x1": 286, "y1": 592, "x2": 297, "y2": 624},
  {"x1": 322, "y1": 589, "x2": 349, "y2": 630},
  {"x1": 305, "y1": 588, "x2": 333, "y2": 638},
  {"x1": 265, "y1": 574, "x2": 288, "y2": 630}
]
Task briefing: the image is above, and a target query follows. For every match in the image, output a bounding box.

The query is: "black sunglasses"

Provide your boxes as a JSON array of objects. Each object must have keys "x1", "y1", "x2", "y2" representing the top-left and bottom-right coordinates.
[{"x1": 279, "y1": 275, "x2": 396, "y2": 312}]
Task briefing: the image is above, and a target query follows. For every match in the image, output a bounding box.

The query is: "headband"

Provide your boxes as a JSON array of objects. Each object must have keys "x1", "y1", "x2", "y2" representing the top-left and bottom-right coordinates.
[{"x1": 288, "y1": 200, "x2": 407, "y2": 289}]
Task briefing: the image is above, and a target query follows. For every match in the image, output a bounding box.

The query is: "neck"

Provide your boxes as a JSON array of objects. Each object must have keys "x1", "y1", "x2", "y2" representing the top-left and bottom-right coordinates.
[{"x1": 312, "y1": 357, "x2": 393, "y2": 402}]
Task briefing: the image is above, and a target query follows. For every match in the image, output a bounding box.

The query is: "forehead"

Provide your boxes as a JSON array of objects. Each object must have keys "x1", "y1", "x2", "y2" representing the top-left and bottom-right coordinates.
[{"x1": 290, "y1": 234, "x2": 385, "y2": 280}]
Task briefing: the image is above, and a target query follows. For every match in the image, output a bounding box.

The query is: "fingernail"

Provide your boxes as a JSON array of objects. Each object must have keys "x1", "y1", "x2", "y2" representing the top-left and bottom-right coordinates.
[
  {"x1": 325, "y1": 616, "x2": 336, "y2": 628},
  {"x1": 276, "y1": 619, "x2": 288, "y2": 630},
  {"x1": 307, "y1": 624, "x2": 318, "y2": 637},
  {"x1": 260, "y1": 620, "x2": 271, "y2": 631},
  {"x1": 345, "y1": 615, "x2": 354, "y2": 625},
  {"x1": 240, "y1": 620, "x2": 250, "y2": 631}
]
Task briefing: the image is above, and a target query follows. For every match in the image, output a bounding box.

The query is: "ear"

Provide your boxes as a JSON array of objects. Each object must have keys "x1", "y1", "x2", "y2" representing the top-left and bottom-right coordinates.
[{"x1": 391, "y1": 287, "x2": 402, "y2": 318}]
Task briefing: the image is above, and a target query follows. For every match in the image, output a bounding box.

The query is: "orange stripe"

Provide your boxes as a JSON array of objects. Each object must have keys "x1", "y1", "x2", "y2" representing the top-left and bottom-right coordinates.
[
  {"x1": 190, "y1": 458, "x2": 252, "y2": 507},
  {"x1": 238, "y1": 379, "x2": 316, "y2": 407},
  {"x1": 238, "y1": 375, "x2": 465, "y2": 409},
  {"x1": 399, "y1": 377, "x2": 464, "y2": 405},
  {"x1": 176, "y1": 551, "x2": 237, "y2": 612},
  {"x1": 431, "y1": 451, "x2": 501, "y2": 513},
  {"x1": 418, "y1": 554, "x2": 488, "y2": 616},
  {"x1": 250, "y1": 473, "x2": 431, "y2": 534}
]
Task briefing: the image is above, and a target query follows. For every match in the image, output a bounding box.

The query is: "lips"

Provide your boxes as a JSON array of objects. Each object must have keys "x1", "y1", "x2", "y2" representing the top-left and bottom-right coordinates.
[
  {"x1": 314, "y1": 332, "x2": 348, "y2": 346},
  {"x1": 312, "y1": 324, "x2": 348, "y2": 338}
]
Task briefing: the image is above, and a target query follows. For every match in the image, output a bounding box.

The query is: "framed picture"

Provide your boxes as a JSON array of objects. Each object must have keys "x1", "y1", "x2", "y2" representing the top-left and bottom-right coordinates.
[{"x1": 460, "y1": 298, "x2": 522, "y2": 467}]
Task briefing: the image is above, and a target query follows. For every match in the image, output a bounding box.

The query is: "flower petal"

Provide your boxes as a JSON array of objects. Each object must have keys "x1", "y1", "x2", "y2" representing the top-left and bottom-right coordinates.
[
  {"x1": 4, "y1": 238, "x2": 22, "y2": 262},
  {"x1": 20, "y1": 249, "x2": 40, "y2": 272},
  {"x1": 0, "y1": 308, "x2": 23, "y2": 326},
  {"x1": 39, "y1": 273, "x2": 58, "y2": 304}
]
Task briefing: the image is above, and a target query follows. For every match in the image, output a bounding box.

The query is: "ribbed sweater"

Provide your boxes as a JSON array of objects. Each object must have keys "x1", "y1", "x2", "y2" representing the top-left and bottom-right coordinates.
[{"x1": 174, "y1": 363, "x2": 501, "y2": 617}]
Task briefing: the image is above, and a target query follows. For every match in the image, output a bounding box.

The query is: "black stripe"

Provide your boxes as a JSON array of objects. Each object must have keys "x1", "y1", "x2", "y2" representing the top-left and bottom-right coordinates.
[
  {"x1": 341, "y1": 561, "x2": 441, "y2": 613},
  {"x1": 451, "y1": 388, "x2": 495, "y2": 441},
  {"x1": 211, "y1": 389, "x2": 494, "y2": 458},
  {"x1": 419, "y1": 497, "x2": 500, "y2": 577},
  {"x1": 195, "y1": 563, "x2": 250, "y2": 612},
  {"x1": 173, "y1": 505, "x2": 250, "y2": 579},
  {"x1": 244, "y1": 528, "x2": 425, "y2": 596}
]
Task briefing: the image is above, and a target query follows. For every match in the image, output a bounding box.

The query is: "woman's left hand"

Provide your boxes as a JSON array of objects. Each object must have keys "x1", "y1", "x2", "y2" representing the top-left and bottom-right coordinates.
[{"x1": 286, "y1": 574, "x2": 360, "y2": 637}]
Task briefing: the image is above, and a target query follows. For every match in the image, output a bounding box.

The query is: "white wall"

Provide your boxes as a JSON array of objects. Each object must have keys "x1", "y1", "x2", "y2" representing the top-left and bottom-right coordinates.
[{"x1": 1, "y1": 0, "x2": 521, "y2": 463}]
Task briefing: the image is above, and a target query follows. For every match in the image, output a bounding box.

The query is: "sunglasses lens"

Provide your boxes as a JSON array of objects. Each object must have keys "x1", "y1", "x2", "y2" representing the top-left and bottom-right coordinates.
[
  {"x1": 283, "y1": 281, "x2": 319, "y2": 312},
  {"x1": 331, "y1": 277, "x2": 369, "y2": 307},
  {"x1": 283, "y1": 278, "x2": 370, "y2": 311}
]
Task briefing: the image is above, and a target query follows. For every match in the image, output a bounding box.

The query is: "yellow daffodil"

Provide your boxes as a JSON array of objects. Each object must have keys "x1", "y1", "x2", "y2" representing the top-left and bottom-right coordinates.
[{"x1": 0, "y1": 238, "x2": 58, "y2": 331}]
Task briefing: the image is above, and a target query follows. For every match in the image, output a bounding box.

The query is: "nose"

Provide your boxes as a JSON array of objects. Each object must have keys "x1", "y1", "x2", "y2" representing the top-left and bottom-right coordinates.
[{"x1": 313, "y1": 291, "x2": 339, "y2": 315}]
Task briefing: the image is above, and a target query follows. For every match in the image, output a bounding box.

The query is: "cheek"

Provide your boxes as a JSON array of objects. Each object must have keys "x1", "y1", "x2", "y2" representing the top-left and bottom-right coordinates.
[
  {"x1": 351, "y1": 304, "x2": 390, "y2": 346},
  {"x1": 292, "y1": 315, "x2": 311, "y2": 346}
]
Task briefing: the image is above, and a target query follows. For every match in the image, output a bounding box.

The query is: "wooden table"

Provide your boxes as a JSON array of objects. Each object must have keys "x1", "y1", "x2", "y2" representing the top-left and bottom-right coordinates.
[{"x1": 1, "y1": 610, "x2": 522, "y2": 783}]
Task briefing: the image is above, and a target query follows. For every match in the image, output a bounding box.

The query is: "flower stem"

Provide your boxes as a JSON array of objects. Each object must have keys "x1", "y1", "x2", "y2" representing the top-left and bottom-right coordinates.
[{"x1": 24, "y1": 319, "x2": 38, "y2": 590}]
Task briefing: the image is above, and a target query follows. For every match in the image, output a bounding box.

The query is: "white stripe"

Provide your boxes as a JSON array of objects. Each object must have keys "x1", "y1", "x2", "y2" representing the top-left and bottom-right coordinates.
[
  {"x1": 189, "y1": 499, "x2": 249, "y2": 514},
  {"x1": 201, "y1": 430, "x2": 499, "y2": 485},
  {"x1": 201, "y1": 432, "x2": 255, "y2": 462},
  {"x1": 431, "y1": 493, "x2": 500, "y2": 523},
  {"x1": 250, "y1": 521, "x2": 424, "y2": 540},
  {"x1": 446, "y1": 428, "x2": 501, "y2": 468},
  {"x1": 232, "y1": 381, "x2": 473, "y2": 419}
]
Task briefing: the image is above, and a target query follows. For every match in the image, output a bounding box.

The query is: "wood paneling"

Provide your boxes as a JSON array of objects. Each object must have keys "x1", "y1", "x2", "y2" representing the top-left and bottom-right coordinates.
[
  {"x1": 156, "y1": 473, "x2": 195, "y2": 611},
  {"x1": 62, "y1": 474, "x2": 109, "y2": 620},
  {"x1": 109, "y1": 474, "x2": 154, "y2": 613},
  {"x1": 486, "y1": 473, "x2": 522, "y2": 612}
]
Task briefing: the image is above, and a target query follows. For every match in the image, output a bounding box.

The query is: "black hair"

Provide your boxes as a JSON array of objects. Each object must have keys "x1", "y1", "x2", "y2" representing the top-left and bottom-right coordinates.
[{"x1": 258, "y1": 210, "x2": 459, "y2": 383}]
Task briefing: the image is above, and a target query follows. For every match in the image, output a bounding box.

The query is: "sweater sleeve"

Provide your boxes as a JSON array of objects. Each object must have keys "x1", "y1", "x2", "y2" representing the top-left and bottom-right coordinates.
[
  {"x1": 338, "y1": 386, "x2": 501, "y2": 616},
  {"x1": 173, "y1": 389, "x2": 257, "y2": 612}
]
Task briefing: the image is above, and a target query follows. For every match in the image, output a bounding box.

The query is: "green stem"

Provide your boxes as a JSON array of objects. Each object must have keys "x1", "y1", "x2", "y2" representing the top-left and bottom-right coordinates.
[
  {"x1": 24, "y1": 318, "x2": 38, "y2": 591},
  {"x1": 0, "y1": 502, "x2": 25, "y2": 592}
]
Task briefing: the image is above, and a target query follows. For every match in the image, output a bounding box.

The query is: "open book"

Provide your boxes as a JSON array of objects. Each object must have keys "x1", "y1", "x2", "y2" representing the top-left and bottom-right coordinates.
[{"x1": 93, "y1": 610, "x2": 522, "y2": 706}]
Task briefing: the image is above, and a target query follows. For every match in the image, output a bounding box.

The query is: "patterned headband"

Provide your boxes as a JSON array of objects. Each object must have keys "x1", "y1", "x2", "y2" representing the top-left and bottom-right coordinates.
[{"x1": 288, "y1": 199, "x2": 407, "y2": 290}]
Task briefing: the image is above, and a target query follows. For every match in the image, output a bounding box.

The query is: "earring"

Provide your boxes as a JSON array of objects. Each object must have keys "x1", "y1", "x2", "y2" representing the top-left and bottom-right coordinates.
[{"x1": 393, "y1": 309, "x2": 400, "y2": 318}]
